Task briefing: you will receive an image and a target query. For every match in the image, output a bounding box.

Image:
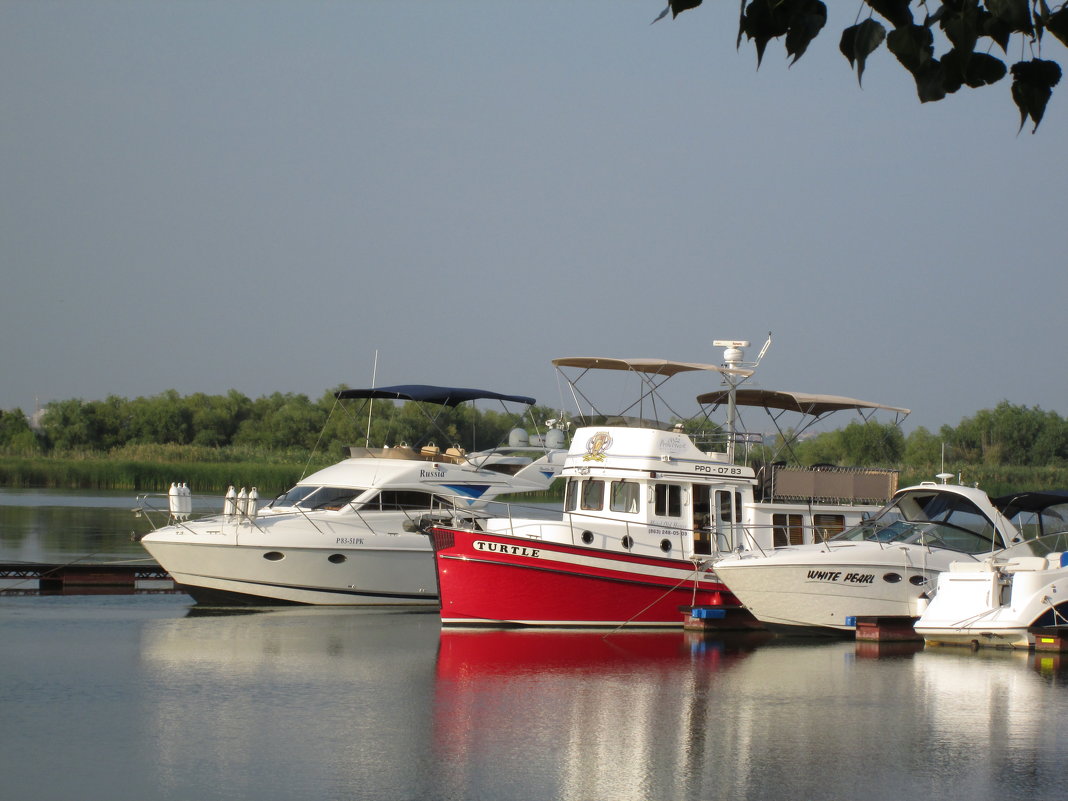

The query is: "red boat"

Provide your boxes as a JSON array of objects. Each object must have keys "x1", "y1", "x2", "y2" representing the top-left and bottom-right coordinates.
[
  {"x1": 428, "y1": 347, "x2": 906, "y2": 629},
  {"x1": 431, "y1": 523, "x2": 747, "y2": 627}
]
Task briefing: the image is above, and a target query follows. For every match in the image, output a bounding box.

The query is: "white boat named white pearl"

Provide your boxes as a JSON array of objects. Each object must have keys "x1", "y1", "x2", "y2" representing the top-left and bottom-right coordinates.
[{"x1": 713, "y1": 482, "x2": 1068, "y2": 635}]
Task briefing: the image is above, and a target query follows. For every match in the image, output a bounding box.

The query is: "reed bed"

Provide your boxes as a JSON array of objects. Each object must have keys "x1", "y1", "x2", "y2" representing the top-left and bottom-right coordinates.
[
  {"x1": 3, "y1": 452, "x2": 1068, "y2": 498},
  {"x1": 0, "y1": 456, "x2": 332, "y2": 494}
]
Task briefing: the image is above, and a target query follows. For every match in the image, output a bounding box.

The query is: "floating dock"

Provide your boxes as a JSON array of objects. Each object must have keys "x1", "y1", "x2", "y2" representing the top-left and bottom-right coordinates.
[
  {"x1": 850, "y1": 615, "x2": 924, "y2": 642},
  {"x1": 0, "y1": 561, "x2": 174, "y2": 594}
]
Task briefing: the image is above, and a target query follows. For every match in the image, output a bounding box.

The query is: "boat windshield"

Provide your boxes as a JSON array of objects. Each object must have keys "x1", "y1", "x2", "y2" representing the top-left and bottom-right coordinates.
[
  {"x1": 831, "y1": 489, "x2": 998, "y2": 554},
  {"x1": 997, "y1": 530, "x2": 1068, "y2": 561},
  {"x1": 271, "y1": 485, "x2": 365, "y2": 511},
  {"x1": 1000, "y1": 498, "x2": 1068, "y2": 541}
]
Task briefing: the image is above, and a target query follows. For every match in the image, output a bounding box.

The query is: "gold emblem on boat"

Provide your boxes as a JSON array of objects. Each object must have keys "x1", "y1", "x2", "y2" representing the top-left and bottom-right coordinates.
[{"x1": 583, "y1": 431, "x2": 613, "y2": 461}]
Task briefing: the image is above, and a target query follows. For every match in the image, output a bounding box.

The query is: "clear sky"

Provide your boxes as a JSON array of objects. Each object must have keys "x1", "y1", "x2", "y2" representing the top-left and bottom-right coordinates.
[{"x1": 2, "y1": 1, "x2": 1065, "y2": 435}]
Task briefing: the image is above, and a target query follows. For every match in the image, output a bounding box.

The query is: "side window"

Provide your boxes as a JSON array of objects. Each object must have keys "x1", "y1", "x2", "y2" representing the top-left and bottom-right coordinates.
[
  {"x1": 376, "y1": 490, "x2": 436, "y2": 510},
  {"x1": 564, "y1": 479, "x2": 579, "y2": 512},
  {"x1": 814, "y1": 513, "x2": 845, "y2": 539},
  {"x1": 610, "y1": 481, "x2": 639, "y2": 513},
  {"x1": 773, "y1": 513, "x2": 804, "y2": 546},
  {"x1": 654, "y1": 484, "x2": 682, "y2": 518},
  {"x1": 581, "y1": 480, "x2": 605, "y2": 511},
  {"x1": 716, "y1": 490, "x2": 733, "y2": 524},
  {"x1": 299, "y1": 487, "x2": 361, "y2": 511}
]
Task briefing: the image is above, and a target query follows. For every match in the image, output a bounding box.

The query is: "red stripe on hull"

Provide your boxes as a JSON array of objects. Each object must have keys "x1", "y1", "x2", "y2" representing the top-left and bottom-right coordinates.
[{"x1": 431, "y1": 526, "x2": 743, "y2": 627}]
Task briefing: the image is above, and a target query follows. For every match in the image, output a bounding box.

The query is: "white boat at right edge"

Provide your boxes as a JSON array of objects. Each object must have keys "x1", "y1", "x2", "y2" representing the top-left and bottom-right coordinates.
[{"x1": 712, "y1": 480, "x2": 1068, "y2": 635}]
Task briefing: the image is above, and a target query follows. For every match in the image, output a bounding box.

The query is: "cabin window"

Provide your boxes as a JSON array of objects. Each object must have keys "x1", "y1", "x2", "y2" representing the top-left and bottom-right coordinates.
[
  {"x1": 581, "y1": 480, "x2": 605, "y2": 511},
  {"x1": 294, "y1": 486, "x2": 362, "y2": 511},
  {"x1": 272, "y1": 485, "x2": 319, "y2": 508},
  {"x1": 564, "y1": 479, "x2": 579, "y2": 512},
  {"x1": 717, "y1": 491, "x2": 742, "y2": 524},
  {"x1": 813, "y1": 513, "x2": 846, "y2": 540},
  {"x1": 365, "y1": 490, "x2": 446, "y2": 511},
  {"x1": 610, "y1": 481, "x2": 640, "y2": 513},
  {"x1": 654, "y1": 484, "x2": 682, "y2": 518},
  {"x1": 774, "y1": 513, "x2": 805, "y2": 546}
]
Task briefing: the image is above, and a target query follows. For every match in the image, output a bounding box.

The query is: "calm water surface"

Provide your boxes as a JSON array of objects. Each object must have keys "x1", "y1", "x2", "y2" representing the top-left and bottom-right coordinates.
[{"x1": 3, "y1": 491, "x2": 1068, "y2": 800}]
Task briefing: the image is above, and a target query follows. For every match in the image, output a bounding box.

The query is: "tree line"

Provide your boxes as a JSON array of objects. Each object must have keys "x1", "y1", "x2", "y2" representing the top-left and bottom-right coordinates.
[
  {"x1": 1, "y1": 392, "x2": 1067, "y2": 470},
  {"x1": 0, "y1": 389, "x2": 547, "y2": 459}
]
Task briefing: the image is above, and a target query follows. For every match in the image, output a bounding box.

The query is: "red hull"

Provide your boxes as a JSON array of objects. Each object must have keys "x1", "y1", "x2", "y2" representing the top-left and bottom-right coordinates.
[{"x1": 430, "y1": 526, "x2": 751, "y2": 627}]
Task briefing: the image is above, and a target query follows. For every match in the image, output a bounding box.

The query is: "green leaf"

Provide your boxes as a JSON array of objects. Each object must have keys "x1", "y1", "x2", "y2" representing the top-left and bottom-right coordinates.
[
  {"x1": 863, "y1": 0, "x2": 913, "y2": 28},
  {"x1": 739, "y1": 0, "x2": 791, "y2": 67},
  {"x1": 840, "y1": 18, "x2": 887, "y2": 86},
  {"x1": 1011, "y1": 58, "x2": 1062, "y2": 133},
  {"x1": 963, "y1": 51, "x2": 1007, "y2": 87},
  {"x1": 939, "y1": 0, "x2": 981, "y2": 53},
  {"x1": 983, "y1": 14, "x2": 1013, "y2": 51},
  {"x1": 915, "y1": 62, "x2": 948, "y2": 102},
  {"x1": 986, "y1": 0, "x2": 1033, "y2": 35},
  {"x1": 887, "y1": 25, "x2": 946, "y2": 102},
  {"x1": 940, "y1": 49, "x2": 967, "y2": 93},
  {"x1": 1047, "y1": 8, "x2": 1068, "y2": 48},
  {"x1": 785, "y1": 0, "x2": 827, "y2": 64},
  {"x1": 886, "y1": 24, "x2": 936, "y2": 75},
  {"x1": 941, "y1": 48, "x2": 1006, "y2": 92},
  {"x1": 670, "y1": 0, "x2": 703, "y2": 17}
]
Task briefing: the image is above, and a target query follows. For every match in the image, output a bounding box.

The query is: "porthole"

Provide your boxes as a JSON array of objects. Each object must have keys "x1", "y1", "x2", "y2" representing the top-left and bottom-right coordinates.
[
  {"x1": 660, "y1": 539, "x2": 672, "y2": 553},
  {"x1": 883, "y1": 573, "x2": 902, "y2": 583},
  {"x1": 263, "y1": 551, "x2": 285, "y2": 562},
  {"x1": 621, "y1": 535, "x2": 634, "y2": 550},
  {"x1": 909, "y1": 575, "x2": 929, "y2": 586},
  {"x1": 328, "y1": 553, "x2": 347, "y2": 564},
  {"x1": 581, "y1": 530, "x2": 594, "y2": 545}
]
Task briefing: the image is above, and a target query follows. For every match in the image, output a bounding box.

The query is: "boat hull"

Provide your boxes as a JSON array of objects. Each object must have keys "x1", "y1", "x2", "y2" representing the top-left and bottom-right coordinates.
[
  {"x1": 142, "y1": 539, "x2": 439, "y2": 606},
  {"x1": 916, "y1": 560, "x2": 1068, "y2": 649},
  {"x1": 713, "y1": 548, "x2": 942, "y2": 633},
  {"x1": 429, "y1": 526, "x2": 748, "y2": 627}
]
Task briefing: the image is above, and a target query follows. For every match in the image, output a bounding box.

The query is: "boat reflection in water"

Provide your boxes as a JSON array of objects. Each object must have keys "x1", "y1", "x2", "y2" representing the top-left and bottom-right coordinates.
[
  {"x1": 137, "y1": 606, "x2": 444, "y2": 801},
  {"x1": 432, "y1": 628, "x2": 1068, "y2": 801},
  {"x1": 432, "y1": 628, "x2": 772, "y2": 800},
  {"x1": 132, "y1": 606, "x2": 1068, "y2": 801}
]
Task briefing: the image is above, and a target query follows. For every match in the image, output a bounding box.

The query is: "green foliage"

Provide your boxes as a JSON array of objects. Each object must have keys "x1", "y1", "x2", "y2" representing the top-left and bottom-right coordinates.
[
  {"x1": 903, "y1": 425, "x2": 943, "y2": 465},
  {"x1": 940, "y1": 400, "x2": 1068, "y2": 465},
  {"x1": 791, "y1": 420, "x2": 904, "y2": 467},
  {"x1": 664, "y1": 0, "x2": 1067, "y2": 130},
  {"x1": 11, "y1": 388, "x2": 1068, "y2": 495},
  {"x1": 0, "y1": 408, "x2": 40, "y2": 456}
]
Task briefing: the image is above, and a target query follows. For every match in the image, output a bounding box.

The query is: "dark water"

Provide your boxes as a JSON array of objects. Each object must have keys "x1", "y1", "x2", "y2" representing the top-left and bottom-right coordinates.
[{"x1": 3, "y1": 492, "x2": 1068, "y2": 801}]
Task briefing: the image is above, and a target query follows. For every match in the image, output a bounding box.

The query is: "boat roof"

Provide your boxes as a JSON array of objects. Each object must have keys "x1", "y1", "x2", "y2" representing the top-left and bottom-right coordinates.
[
  {"x1": 335, "y1": 384, "x2": 536, "y2": 407},
  {"x1": 552, "y1": 357, "x2": 753, "y2": 378},
  {"x1": 992, "y1": 490, "x2": 1068, "y2": 513},
  {"x1": 695, "y1": 389, "x2": 910, "y2": 416}
]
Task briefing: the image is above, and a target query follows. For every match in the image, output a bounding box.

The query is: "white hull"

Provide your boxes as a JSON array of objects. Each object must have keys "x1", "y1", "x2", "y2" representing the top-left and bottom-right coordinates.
[
  {"x1": 714, "y1": 543, "x2": 955, "y2": 633},
  {"x1": 143, "y1": 538, "x2": 438, "y2": 606},
  {"x1": 916, "y1": 550, "x2": 1068, "y2": 649}
]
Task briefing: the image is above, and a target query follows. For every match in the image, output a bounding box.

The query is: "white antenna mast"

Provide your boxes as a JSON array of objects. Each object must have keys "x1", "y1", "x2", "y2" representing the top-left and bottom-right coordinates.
[
  {"x1": 365, "y1": 350, "x2": 379, "y2": 448},
  {"x1": 713, "y1": 339, "x2": 751, "y2": 463},
  {"x1": 755, "y1": 332, "x2": 772, "y2": 366}
]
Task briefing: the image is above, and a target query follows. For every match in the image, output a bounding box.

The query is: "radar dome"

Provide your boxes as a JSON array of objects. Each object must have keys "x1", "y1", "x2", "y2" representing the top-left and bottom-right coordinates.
[{"x1": 545, "y1": 429, "x2": 566, "y2": 449}]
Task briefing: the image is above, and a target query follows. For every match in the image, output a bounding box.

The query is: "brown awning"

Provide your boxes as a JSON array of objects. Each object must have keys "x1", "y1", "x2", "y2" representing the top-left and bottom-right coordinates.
[
  {"x1": 695, "y1": 389, "x2": 909, "y2": 416},
  {"x1": 553, "y1": 357, "x2": 752, "y2": 378}
]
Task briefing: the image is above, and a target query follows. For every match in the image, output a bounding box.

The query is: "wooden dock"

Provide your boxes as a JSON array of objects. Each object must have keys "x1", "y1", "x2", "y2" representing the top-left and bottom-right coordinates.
[{"x1": 0, "y1": 561, "x2": 174, "y2": 594}]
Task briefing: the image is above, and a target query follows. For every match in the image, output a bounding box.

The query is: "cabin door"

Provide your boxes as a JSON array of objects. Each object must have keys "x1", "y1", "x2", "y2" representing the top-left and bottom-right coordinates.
[
  {"x1": 712, "y1": 490, "x2": 739, "y2": 553},
  {"x1": 692, "y1": 485, "x2": 713, "y2": 555}
]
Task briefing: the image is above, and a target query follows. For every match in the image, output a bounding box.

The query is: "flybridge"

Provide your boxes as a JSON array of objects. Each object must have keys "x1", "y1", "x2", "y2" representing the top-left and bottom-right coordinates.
[{"x1": 561, "y1": 426, "x2": 756, "y2": 481}]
